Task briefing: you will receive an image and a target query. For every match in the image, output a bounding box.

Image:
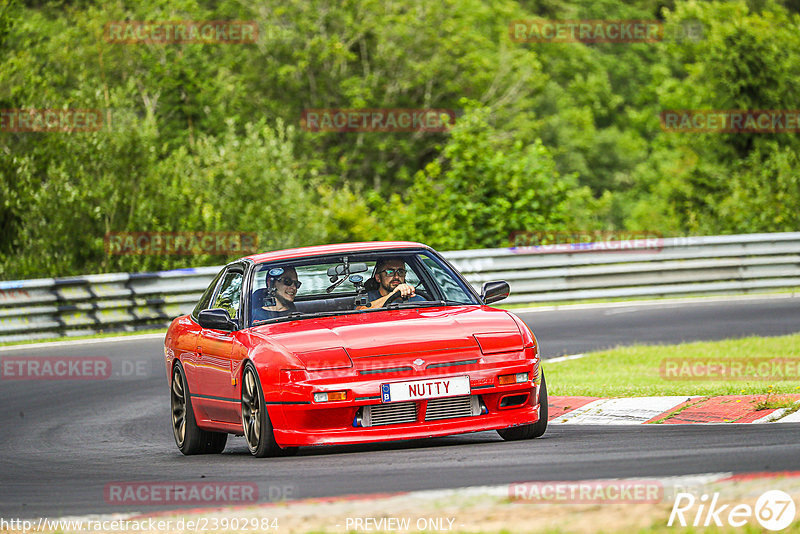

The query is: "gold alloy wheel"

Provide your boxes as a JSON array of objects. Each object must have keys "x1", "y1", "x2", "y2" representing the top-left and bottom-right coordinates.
[
  {"x1": 241, "y1": 366, "x2": 261, "y2": 452},
  {"x1": 170, "y1": 368, "x2": 187, "y2": 446}
]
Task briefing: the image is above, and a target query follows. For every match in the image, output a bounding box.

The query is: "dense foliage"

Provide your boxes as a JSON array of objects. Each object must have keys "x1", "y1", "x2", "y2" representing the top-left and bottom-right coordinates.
[{"x1": 1, "y1": 0, "x2": 798, "y2": 279}]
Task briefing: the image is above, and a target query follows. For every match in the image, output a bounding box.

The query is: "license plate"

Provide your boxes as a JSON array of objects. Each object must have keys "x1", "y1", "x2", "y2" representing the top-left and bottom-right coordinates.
[{"x1": 380, "y1": 375, "x2": 470, "y2": 403}]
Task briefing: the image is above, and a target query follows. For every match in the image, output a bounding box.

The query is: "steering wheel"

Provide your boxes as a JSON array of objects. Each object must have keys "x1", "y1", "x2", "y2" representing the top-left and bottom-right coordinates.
[{"x1": 383, "y1": 288, "x2": 432, "y2": 307}]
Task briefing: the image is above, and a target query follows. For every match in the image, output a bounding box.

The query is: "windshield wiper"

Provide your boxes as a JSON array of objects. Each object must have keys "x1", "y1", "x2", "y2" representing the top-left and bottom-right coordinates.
[
  {"x1": 252, "y1": 309, "x2": 365, "y2": 326},
  {"x1": 252, "y1": 301, "x2": 450, "y2": 326},
  {"x1": 251, "y1": 311, "x2": 306, "y2": 326},
  {"x1": 291, "y1": 310, "x2": 366, "y2": 319},
  {"x1": 385, "y1": 300, "x2": 447, "y2": 309}
]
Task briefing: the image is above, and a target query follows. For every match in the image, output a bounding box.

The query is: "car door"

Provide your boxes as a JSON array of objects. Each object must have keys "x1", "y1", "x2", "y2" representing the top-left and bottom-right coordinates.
[
  {"x1": 195, "y1": 266, "x2": 244, "y2": 424},
  {"x1": 180, "y1": 268, "x2": 224, "y2": 398}
]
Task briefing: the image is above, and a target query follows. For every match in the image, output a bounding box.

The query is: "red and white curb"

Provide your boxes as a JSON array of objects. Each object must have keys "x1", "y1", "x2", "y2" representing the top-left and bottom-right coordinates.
[
  {"x1": 550, "y1": 396, "x2": 698, "y2": 424},
  {"x1": 546, "y1": 352, "x2": 800, "y2": 424},
  {"x1": 549, "y1": 395, "x2": 800, "y2": 424}
]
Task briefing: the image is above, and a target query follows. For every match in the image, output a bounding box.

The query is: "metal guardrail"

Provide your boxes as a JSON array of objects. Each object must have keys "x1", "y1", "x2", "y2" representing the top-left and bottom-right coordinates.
[
  {"x1": 1, "y1": 233, "x2": 798, "y2": 342},
  {"x1": 447, "y1": 232, "x2": 800, "y2": 304},
  {"x1": 0, "y1": 267, "x2": 220, "y2": 343}
]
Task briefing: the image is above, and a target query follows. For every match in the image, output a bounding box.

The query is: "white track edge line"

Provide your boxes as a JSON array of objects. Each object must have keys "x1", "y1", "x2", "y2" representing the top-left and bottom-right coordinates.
[
  {"x1": 545, "y1": 353, "x2": 586, "y2": 363},
  {"x1": 0, "y1": 333, "x2": 166, "y2": 352},
  {"x1": 511, "y1": 292, "x2": 799, "y2": 314}
]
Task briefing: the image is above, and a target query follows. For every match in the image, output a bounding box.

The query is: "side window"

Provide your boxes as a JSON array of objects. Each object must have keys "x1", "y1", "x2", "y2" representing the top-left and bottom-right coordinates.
[
  {"x1": 419, "y1": 253, "x2": 478, "y2": 304},
  {"x1": 404, "y1": 264, "x2": 421, "y2": 287},
  {"x1": 192, "y1": 269, "x2": 224, "y2": 318},
  {"x1": 212, "y1": 271, "x2": 243, "y2": 319}
]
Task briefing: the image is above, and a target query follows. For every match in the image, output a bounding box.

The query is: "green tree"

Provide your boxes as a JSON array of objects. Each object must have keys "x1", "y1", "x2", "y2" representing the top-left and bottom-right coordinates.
[
  {"x1": 626, "y1": 0, "x2": 800, "y2": 234},
  {"x1": 376, "y1": 106, "x2": 587, "y2": 249}
]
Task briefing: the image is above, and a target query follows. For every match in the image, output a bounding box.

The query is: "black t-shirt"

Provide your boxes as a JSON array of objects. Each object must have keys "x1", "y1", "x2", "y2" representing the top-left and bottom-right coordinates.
[
  {"x1": 367, "y1": 289, "x2": 424, "y2": 305},
  {"x1": 252, "y1": 303, "x2": 296, "y2": 323}
]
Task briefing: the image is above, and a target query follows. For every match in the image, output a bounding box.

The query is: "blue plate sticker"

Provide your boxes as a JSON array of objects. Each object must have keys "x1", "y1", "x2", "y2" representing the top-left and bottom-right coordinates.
[{"x1": 381, "y1": 383, "x2": 391, "y2": 403}]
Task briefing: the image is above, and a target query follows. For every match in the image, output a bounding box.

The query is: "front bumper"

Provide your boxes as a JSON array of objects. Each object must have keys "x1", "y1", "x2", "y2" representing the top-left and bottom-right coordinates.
[
  {"x1": 273, "y1": 401, "x2": 540, "y2": 446},
  {"x1": 266, "y1": 351, "x2": 541, "y2": 447}
]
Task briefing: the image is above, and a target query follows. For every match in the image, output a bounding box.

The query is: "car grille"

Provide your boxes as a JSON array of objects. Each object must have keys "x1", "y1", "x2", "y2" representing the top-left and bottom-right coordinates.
[
  {"x1": 425, "y1": 359, "x2": 479, "y2": 369},
  {"x1": 360, "y1": 395, "x2": 482, "y2": 427},
  {"x1": 425, "y1": 395, "x2": 481, "y2": 421},
  {"x1": 358, "y1": 366, "x2": 414, "y2": 375},
  {"x1": 362, "y1": 401, "x2": 418, "y2": 427}
]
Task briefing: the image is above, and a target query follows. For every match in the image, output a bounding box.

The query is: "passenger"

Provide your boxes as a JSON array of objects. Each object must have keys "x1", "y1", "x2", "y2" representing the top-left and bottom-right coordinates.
[
  {"x1": 364, "y1": 257, "x2": 425, "y2": 308},
  {"x1": 252, "y1": 267, "x2": 301, "y2": 322}
]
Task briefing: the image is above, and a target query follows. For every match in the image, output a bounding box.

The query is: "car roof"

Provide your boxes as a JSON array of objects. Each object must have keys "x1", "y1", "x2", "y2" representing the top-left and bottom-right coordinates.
[{"x1": 244, "y1": 241, "x2": 431, "y2": 264}]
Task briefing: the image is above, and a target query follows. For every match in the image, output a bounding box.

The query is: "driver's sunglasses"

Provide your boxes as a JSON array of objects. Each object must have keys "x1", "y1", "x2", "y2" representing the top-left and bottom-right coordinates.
[
  {"x1": 379, "y1": 268, "x2": 407, "y2": 277},
  {"x1": 277, "y1": 277, "x2": 302, "y2": 288}
]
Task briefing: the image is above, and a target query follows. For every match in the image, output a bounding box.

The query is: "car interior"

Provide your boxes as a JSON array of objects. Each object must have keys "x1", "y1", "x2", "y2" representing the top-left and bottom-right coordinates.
[{"x1": 249, "y1": 254, "x2": 434, "y2": 324}]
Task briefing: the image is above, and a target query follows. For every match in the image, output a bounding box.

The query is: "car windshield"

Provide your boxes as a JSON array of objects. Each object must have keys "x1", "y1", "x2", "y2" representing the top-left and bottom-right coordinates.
[{"x1": 248, "y1": 250, "x2": 479, "y2": 326}]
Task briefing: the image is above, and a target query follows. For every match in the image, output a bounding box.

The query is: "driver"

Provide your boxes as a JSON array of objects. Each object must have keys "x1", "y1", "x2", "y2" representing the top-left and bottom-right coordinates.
[{"x1": 364, "y1": 257, "x2": 425, "y2": 308}]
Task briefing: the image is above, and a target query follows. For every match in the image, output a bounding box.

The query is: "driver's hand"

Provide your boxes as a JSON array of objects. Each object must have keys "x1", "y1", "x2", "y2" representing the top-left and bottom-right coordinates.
[{"x1": 392, "y1": 283, "x2": 416, "y2": 298}]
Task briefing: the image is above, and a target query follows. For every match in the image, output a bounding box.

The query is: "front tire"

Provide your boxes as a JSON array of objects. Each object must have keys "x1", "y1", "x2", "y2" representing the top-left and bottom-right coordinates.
[
  {"x1": 497, "y1": 370, "x2": 548, "y2": 441},
  {"x1": 171, "y1": 363, "x2": 228, "y2": 455},
  {"x1": 241, "y1": 363, "x2": 297, "y2": 457}
]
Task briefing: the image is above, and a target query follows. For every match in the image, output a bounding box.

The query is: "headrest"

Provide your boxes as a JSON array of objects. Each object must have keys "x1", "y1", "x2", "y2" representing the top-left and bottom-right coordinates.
[
  {"x1": 364, "y1": 278, "x2": 379, "y2": 291},
  {"x1": 251, "y1": 287, "x2": 270, "y2": 306}
]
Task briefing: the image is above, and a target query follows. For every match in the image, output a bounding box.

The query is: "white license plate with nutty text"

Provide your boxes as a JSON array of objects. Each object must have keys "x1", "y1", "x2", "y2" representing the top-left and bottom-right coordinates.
[{"x1": 380, "y1": 375, "x2": 470, "y2": 403}]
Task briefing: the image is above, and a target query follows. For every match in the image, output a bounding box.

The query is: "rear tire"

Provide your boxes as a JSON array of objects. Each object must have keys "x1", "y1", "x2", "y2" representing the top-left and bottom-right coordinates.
[
  {"x1": 241, "y1": 362, "x2": 296, "y2": 457},
  {"x1": 205, "y1": 431, "x2": 228, "y2": 454},
  {"x1": 171, "y1": 363, "x2": 228, "y2": 454},
  {"x1": 497, "y1": 370, "x2": 548, "y2": 441}
]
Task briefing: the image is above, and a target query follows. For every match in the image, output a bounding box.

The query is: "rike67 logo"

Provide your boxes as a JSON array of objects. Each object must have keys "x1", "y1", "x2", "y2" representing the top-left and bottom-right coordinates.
[{"x1": 669, "y1": 490, "x2": 796, "y2": 531}]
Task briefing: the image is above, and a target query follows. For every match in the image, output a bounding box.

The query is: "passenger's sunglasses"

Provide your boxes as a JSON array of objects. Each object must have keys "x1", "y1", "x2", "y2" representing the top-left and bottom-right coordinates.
[
  {"x1": 379, "y1": 268, "x2": 406, "y2": 277},
  {"x1": 277, "y1": 277, "x2": 302, "y2": 288}
]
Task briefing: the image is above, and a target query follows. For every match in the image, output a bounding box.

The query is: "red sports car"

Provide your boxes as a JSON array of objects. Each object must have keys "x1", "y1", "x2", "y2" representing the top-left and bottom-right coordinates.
[{"x1": 164, "y1": 242, "x2": 546, "y2": 457}]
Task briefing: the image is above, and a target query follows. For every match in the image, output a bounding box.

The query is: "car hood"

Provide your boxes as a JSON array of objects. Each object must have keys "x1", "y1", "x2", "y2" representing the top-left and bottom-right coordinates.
[{"x1": 251, "y1": 306, "x2": 522, "y2": 360}]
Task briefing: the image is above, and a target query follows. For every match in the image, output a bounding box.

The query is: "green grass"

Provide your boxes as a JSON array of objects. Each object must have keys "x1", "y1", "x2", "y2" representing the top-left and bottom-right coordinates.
[
  {"x1": 752, "y1": 387, "x2": 800, "y2": 410},
  {"x1": 545, "y1": 333, "x2": 800, "y2": 397},
  {"x1": 0, "y1": 327, "x2": 167, "y2": 347},
  {"x1": 649, "y1": 397, "x2": 710, "y2": 424}
]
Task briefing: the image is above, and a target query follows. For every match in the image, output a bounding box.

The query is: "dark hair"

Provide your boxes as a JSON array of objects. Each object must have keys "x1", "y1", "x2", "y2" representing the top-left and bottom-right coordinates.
[
  {"x1": 267, "y1": 265, "x2": 297, "y2": 280},
  {"x1": 266, "y1": 266, "x2": 298, "y2": 311},
  {"x1": 374, "y1": 257, "x2": 405, "y2": 273}
]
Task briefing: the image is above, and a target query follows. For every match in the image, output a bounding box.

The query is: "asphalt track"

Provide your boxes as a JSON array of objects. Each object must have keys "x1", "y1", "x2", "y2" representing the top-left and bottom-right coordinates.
[{"x1": 1, "y1": 296, "x2": 799, "y2": 518}]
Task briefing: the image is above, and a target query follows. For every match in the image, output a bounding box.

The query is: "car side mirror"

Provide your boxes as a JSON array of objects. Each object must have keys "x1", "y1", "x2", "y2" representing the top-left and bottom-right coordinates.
[
  {"x1": 198, "y1": 308, "x2": 238, "y2": 331},
  {"x1": 481, "y1": 281, "x2": 510, "y2": 304}
]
